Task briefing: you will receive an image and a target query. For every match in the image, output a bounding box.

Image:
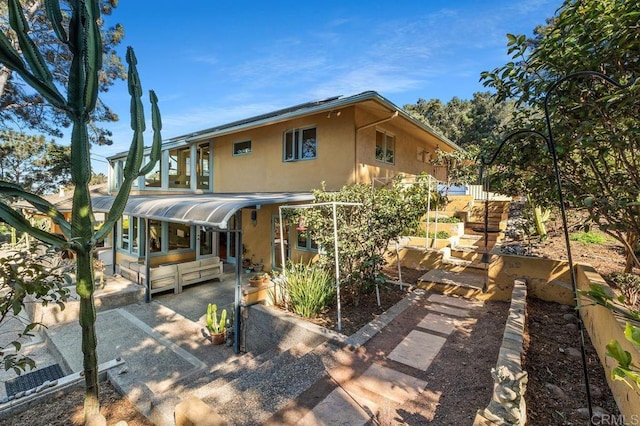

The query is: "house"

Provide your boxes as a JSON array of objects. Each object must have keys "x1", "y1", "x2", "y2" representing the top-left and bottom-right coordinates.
[{"x1": 95, "y1": 91, "x2": 459, "y2": 293}]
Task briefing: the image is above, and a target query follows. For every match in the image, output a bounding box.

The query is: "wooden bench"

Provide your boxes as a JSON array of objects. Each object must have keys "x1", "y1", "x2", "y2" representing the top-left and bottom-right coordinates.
[{"x1": 177, "y1": 257, "x2": 224, "y2": 292}]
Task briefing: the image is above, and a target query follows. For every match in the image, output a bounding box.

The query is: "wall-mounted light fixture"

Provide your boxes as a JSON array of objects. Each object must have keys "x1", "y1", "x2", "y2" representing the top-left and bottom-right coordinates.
[{"x1": 251, "y1": 210, "x2": 258, "y2": 226}]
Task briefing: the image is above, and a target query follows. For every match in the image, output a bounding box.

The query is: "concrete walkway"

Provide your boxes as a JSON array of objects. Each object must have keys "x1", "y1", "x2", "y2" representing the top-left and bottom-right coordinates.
[{"x1": 1, "y1": 279, "x2": 490, "y2": 425}]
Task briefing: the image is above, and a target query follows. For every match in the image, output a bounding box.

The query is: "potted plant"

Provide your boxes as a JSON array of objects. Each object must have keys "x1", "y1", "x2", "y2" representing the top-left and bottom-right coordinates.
[
  {"x1": 249, "y1": 272, "x2": 269, "y2": 287},
  {"x1": 206, "y1": 303, "x2": 227, "y2": 345}
]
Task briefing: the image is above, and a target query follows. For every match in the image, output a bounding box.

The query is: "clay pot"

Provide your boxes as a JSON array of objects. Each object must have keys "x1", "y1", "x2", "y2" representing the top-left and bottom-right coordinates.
[{"x1": 210, "y1": 332, "x2": 225, "y2": 345}]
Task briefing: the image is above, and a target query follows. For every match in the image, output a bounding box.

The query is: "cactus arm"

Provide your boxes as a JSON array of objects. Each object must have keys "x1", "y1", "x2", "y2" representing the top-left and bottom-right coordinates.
[
  {"x1": 123, "y1": 47, "x2": 145, "y2": 178},
  {"x1": 0, "y1": 203, "x2": 68, "y2": 248},
  {"x1": 220, "y1": 309, "x2": 227, "y2": 333},
  {"x1": 83, "y1": 0, "x2": 101, "y2": 113},
  {"x1": 0, "y1": 181, "x2": 72, "y2": 238},
  {"x1": 139, "y1": 90, "x2": 162, "y2": 176},
  {"x1": 0, "y1": 19, "x2": 65, "y2": 109},
  {"x1": 44, "y1": 0, "x2": 68, "y2": 43},
  {"x1": 8, "y1": 0, "x2": 54, "y2": 85},
  {"x1": 66, "y1": 0, "x2": 85, "y2": 118}
]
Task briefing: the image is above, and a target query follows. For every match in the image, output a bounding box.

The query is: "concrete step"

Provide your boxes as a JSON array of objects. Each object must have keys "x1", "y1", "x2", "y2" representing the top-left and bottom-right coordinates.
[
  {"x1": 417, "y1": 269, "x2": 487, "y2": 298},
  {"x1": 199, "y1": 342, "x2": 325, "y2": 425}
]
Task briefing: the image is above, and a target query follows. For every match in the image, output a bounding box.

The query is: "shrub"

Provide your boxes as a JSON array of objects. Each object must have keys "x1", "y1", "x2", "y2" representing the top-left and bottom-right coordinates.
[
  {"x1": 434, "y1": 216, "x2": 461, "y2": 223},
  {"x1": 608, "y1": 273, "x2": 640, "y2": 308},
  {"x1": 282, "y1": 262, "x2": 335, "y2": 318}
]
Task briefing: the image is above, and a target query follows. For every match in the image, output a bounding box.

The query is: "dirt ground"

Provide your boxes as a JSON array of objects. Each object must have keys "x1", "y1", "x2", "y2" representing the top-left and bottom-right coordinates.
[
  {"x1": 0, "y1": 380, "x2": 152, "y2": 425},
  {"x1": 1, "y1": 209, "x2": 628, "y2": 425}
]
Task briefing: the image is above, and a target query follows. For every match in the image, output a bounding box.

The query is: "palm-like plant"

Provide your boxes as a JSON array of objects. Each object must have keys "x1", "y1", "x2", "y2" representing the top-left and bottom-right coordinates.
[{"x1": 0, "y1": 0, "x2": 161, "y2": 420}]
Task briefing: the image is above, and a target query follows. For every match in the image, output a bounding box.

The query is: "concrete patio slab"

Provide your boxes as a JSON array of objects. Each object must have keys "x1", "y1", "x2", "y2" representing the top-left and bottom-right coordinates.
[
  {"x1": 427, "y1": 293, "x2": 484, "y2": 309},
  {"x1": 388, "y1": 330, "x2": 447, "y2": 372},
  {"x1": 352, "y1": 363, "x2": 427, "y2": 404},
  {"x1": 417, "y1": 313, "x2": 458, "y2": 335},
  {"x1": 427, "y1": 303, "x2": 470, "y2": 318},
  {"x1": 296, "y1": 386, "x2": 376, "y2": 426}
]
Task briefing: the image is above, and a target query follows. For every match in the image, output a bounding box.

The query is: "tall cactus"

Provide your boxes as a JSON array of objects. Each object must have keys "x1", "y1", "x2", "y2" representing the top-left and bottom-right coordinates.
[{"x1": 0, "y1": 0, "x2": 161, "y2": 419}]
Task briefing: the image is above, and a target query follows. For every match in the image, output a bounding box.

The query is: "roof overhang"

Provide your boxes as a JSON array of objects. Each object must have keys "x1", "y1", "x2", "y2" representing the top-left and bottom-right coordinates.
[{"x1": 91, "y1": 192, "x2": 315, "y2": 230}]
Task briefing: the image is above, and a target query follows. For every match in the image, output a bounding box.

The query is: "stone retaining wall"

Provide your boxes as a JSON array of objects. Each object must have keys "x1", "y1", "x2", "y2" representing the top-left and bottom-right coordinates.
[{"x1": 474, "y1": 279, "x2": 528, "y2": 426}]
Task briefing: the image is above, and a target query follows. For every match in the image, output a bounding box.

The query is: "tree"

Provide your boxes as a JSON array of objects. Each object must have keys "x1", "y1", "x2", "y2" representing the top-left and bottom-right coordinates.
[
  {"x1": 480, "y1": 0, "x2": 640, "y2": 272},
  {"x1": 0, "y1": 0, "x2": 161, "y2": 420},
  {"x1": 0, "y1": 0, "x2": 125, "y2": 145},
  {"x1": 0, "y1": 129, "x2": 71, "y2": 194},
  {"x1": 300, "y1": 176, "x2": 438, "y2": 305},
  {"x1": 404, "y1": 92, "x2": 515, "y2": 149}
]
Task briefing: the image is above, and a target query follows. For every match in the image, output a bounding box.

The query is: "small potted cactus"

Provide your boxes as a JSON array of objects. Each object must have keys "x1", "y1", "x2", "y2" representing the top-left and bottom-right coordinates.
[{"x1": 206, "y1": 303, "x2": 227, "y2": 345}]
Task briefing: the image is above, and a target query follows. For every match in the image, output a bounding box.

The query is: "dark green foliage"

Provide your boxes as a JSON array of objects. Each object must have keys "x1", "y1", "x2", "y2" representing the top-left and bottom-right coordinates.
[
  {"x1": 480, "y1": 0, "x2": 640, "y2": 272},
  {"x1": 0, "y1": 244, "x2": 71, "y2": 374},
  {"x1": 301, "y1": 175, "x2": 437, "y2": 305},
  {"x1": 281, "y1": 261, "x2": 335, "y2": 318}
]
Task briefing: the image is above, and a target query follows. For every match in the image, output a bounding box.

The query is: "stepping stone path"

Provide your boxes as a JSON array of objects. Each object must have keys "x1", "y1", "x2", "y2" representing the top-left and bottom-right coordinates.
[{"x1": 295, "y1": 292, "x2": 483, "y2": 425}]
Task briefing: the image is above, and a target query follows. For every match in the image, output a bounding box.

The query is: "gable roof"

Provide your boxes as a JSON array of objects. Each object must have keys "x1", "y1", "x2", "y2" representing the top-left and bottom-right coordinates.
[{"x1": 108, "y1": 91, "x2": 459, "y2": 160}]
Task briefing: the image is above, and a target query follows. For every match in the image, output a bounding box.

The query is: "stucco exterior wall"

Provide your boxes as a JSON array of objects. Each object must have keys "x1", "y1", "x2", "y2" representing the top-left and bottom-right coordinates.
[
  {"x1": 212, "y1": 109, "x2": 356, "y2": 192},
  {"x1": 576, "y1": 264, "x2": 640, "y2": 420}
]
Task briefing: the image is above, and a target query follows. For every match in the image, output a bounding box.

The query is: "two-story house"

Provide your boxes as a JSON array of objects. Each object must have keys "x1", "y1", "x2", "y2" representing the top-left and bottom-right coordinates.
[{"x1": 93, "y1": 91, "x2": 459, "y2": 298}]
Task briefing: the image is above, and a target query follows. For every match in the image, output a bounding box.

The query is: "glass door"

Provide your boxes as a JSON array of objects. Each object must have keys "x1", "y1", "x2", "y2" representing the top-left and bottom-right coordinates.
[
  {"x1": 218, "y1": 216, "x2": 237, "y2": 263},
  {"x1": 196, "y1": 226, "x2": 217, "y2": 259},
  {"x1": 271, "y1": 215, "x2": 290, "y2": 269}
]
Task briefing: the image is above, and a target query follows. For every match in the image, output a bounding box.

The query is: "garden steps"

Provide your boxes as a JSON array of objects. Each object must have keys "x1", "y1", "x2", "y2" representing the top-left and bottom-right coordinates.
[{"x1": 416, "y1": 269, "x2": 487, "y2": 298}]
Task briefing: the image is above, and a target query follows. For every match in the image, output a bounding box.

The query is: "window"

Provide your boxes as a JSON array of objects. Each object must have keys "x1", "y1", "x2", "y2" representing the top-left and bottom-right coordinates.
[
  {"x1": 149, "y1": 220, "x2": 162, "y2": 253},
  {"x1": 144, "y1": 154, "x2": 161, "y2": 188},
  {"x1": 118, "y1": 216, "x2": 143, "y2": 255},
  {"x1": 168, "y1": 222, "x2": 191, "y2": 251},
  {"x1": 233, "y1": 140, "x2": 252, "y2": 156},
  {"x1": 284, "y1": 127, "x2": 316, "y2": 161},
  {"x1": 197, "y1": 142, "x2": 211, "y2": 190},
  {"x1": 296, "y1": 228, "x2": 319, "y2": 252},
  {"x1": 375, "y1": 130, "x2": 395, "y2": 164},
  {"x1": 168, "y1": 146, "x2": 191, "y2": 188},
  {"x1": 120, "y1": 215, "x2": 130, "y2": 251},
  {"x1": 113, "y1": 160, "x2": 124, "y2": 190}
]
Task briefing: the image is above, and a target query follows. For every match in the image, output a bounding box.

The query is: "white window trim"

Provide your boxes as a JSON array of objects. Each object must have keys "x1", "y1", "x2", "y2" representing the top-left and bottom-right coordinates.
[
  {"x1": 283, "y1": 126, "x2": 317, "y2": 162},
  {"x1": 375, "y1": 129, "x2": 395, "y2": 165}
]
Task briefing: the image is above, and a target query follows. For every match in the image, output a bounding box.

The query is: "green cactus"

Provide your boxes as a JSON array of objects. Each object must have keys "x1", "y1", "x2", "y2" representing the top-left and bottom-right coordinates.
[
  {"x1": 206, "y1": 303, "x2": 227, "y2": 335},
  {"x1": 0, "y1": 0, "x2": 161, "y2": 420}
]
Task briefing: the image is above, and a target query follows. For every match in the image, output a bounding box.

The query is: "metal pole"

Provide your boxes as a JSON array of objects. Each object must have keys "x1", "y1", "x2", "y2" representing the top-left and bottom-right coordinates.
[
  {"x1": 278, "y1": 206, "x2": 286, "y2": 274},
  {"x1": 144, "y1": 218, "x2": 151, "y2": 303},
  {"x1": 233, "y1": 212, "x2": 242, "y2": 354},
  {"x1": 395, "y1": 241, "x2": 403, "y2": 287},
  {"x1": 332, "y1": 203, "x2": 342, "y2": 332},
  {"x1": 425, "y1": 175, "x2": 431, "y2": 249}
]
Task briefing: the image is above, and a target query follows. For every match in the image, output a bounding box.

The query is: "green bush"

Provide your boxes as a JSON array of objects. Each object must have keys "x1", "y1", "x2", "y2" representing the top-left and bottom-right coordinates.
[
  {"x1": 608, "y1": 273, "x2": 640, "y2": 307},
  {"x1": 569, "y1": 231, "x2": 610, "y2": 244},
  {"x1": 282, "y1": 262, "x2": 335, "y2": 318},
  {"x1": 434, "y1": 216, "x2": 461, "y2": 223}
]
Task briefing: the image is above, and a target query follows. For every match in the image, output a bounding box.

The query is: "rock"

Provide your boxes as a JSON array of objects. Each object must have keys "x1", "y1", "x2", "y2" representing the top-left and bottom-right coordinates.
[
  {"x1": 576, "y1": 406, "x2": 609, "y2": 420},
  {"x1": 565, "y1": 347, "x2": 582, "y2": 358},
  {"x1": 589, "y1": 384, "x2": 604, "y2": 399},
  {"x1": 559, "y1": 304, "x2": 573, "y2": 312},
  {"x1": 14, "y1": 391, "x2": 25, "y2": 399},
  {"x1": 563, "y1": 313, "x2": 576, "y2": 322},
  {"x1": 565, "y1": 323, "x2": 578, "y2": 331},
  {"x1": 86, "y1": 413, "x2": 107, "y2": 426},
  {"x1": 545, "y1": 383, "x2": 567, "y2": 399},
  {"x1": 115, "y1": 421, "x2": 128, "y2": 426}
]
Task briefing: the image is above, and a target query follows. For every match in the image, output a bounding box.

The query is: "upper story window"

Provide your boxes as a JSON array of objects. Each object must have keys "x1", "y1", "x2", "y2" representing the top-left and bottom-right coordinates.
[
  {"x1": 284, "y1": 127, "x2": 317, "y2": 162},
  {"x1": 375, "y1": 130, "x2": 395, "y2": 164},
  {"x1": 145, "y1": 154, "x2": 161, "y2": 188},
  {"x1": 233, "y1": 140, "x2": 252, "y2": 156},
  {"x1": 169, "y1": 146, "x2": 191, "y2": 188},
  {"x1": 197, "y1": 142, "x2": 211, "y2": 190}
]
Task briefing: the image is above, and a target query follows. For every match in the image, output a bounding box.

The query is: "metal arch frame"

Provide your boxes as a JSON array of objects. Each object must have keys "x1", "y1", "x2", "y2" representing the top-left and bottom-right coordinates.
[
  {"x1": 278, "y1": 202, "x2": 362, "y2": 332},
  {"x1": 482, "y1": 70, "x2": 632, "y2": 423}
]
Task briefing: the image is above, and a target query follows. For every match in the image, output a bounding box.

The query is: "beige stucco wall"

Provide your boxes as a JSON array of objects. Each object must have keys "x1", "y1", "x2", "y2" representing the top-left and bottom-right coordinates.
[
  {"x1": 354, "y1": 107, "x2": 451, "y2": 185},
  {"x1": 576, "y1": 264, "x2": 640, "y2": 420},
  {"x1": 211, "y1": 109, "x2": 356, "y2": 193}
]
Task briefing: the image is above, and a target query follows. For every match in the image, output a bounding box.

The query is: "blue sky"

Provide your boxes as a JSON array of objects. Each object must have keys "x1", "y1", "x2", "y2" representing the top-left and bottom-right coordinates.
[{"x1": 92, "y1": 0, "x2": 562, "y2": 173}]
